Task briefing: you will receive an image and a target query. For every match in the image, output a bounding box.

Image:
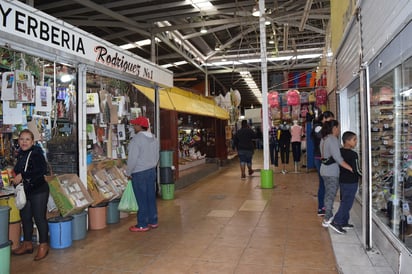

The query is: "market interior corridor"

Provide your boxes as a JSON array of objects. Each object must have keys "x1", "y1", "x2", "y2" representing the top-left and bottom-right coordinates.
[{"x1": 10, "y1": 151, "x2": 339, "y2": 274}]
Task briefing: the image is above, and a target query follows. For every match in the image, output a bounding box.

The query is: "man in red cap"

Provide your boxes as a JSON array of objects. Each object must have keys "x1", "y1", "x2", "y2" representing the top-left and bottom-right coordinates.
[{"x1": 126, "y1": 116, "x2": 160, "y2": 232}]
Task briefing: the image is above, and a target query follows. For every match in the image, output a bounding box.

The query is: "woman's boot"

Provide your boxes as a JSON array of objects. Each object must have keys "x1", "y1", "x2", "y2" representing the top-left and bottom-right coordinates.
[
  {"x1": 12, "y1": 241, "x2": 33, "y2": 255},
  {"x1": 34, "y1": 243, "x2": 49, "y2": 261}
]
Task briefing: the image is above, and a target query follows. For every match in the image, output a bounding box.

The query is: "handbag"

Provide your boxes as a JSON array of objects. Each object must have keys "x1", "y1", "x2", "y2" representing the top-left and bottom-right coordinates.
[
  {"x1": 118, "y1": 180, "x2": 138, "y2": 213},
  {"x1": 14, "y1": 151, "x2": 32, "y2": 210}
]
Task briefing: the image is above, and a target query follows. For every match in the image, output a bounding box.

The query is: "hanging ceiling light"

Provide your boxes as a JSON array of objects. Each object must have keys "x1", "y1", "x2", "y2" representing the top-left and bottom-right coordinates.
[
  {"x1": 214, "y1": 44, "x2": 221, "y2": 51},
  {"x1": 200, "y1": 26, "x2": 208, "y2": 34},
  {"x1": 252, "y1": 4, "x2": 260, "y2": 17}
]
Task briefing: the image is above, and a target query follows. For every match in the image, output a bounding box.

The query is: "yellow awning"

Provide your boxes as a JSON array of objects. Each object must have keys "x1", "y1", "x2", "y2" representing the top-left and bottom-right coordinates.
[{"x1": 133, "y1": 84, "x2": 229, "y2": 120}]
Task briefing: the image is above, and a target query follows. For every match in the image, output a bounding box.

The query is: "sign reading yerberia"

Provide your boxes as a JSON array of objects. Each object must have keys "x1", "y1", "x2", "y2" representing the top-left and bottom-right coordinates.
[{"x1": 0, "y1": 0, "x2": 173, "y2": 87}]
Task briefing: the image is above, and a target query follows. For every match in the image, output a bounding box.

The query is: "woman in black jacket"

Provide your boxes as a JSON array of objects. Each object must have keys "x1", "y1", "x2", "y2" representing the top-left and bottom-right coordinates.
[{"x1": 12, "y1": 129, "x2": 49, "y2": 261}]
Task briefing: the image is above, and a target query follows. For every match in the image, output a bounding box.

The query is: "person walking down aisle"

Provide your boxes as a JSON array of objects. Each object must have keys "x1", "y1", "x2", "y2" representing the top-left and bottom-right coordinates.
[
  {"x1": 329, "y1": 131, "x2": 362, "y2": 234},
  {"x1": 12, "y1": 129, "x2": 50, "y2": 261},
  {"x1": 126, "y1": 116, "x2": 160, "y2": 232},
  {"x1": 312, "y1": 111, "x2": 334, "y2": 216},
  {"x1": 234, "y1": 119, "x2": 257, "y2": 179},
  {"x1": 320, "y1": 120, "x2": 353, "y2": 229}
]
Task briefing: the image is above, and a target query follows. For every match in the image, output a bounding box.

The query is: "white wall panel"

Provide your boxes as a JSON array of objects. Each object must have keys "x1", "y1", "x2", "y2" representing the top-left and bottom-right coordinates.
[{"x1": 361, "y1": 0, "x2": 412, "y2": 63}]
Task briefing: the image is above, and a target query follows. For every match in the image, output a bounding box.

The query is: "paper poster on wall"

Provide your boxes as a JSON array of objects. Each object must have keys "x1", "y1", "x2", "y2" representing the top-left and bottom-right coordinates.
[
  {"x1": 15, "y1": 70, "x2": 34, "y2": 103},
  {"x1": 35, "y1": 86, "x2": 52, "y2": 112},
  {"x1": 3, "y1": 101, "x2": 23, "y2": 124},
  {"x1": 1, "y1": 72, "x2": 15, "y2": 100},
  {"x1": 117, "y1": 124, "x2": 126, "y2": 141},
  {"x1": 86, "y1": 93, "x2": 100, "y2": 114}
]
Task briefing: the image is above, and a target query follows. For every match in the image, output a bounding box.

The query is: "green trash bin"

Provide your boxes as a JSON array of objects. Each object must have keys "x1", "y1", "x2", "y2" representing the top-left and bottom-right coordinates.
[
  {"x1": 160, "y1": 150, "x2": 173, "y2": 167},
  {"x1": 260, "y1": 169, "x2": 274, "y2": 189},
  {"x1": 161, "y1": 184, "x2": 175, "y2": 200}
]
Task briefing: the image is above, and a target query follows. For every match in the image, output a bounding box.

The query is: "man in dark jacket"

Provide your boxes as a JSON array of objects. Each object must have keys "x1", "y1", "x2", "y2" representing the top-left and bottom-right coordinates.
[{"x1": 234, "y1": 120, "x2": 257, "y2": 179}]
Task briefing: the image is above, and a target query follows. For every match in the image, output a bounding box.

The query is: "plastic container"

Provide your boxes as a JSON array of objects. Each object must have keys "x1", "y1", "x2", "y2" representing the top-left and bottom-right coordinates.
[
  {"x1": 161, "y1": 184, "x2": 175, "y2": 200},
  {"x1": 0, "y1": 240, "x2": 11, "y2": 274},
  {"x1": 0, "y1": 206, "x2": 10, "y2": 245},
  {"x1": 106, "y1": 199, "x2": 120, "y2": 224},
  {"x1": 159, "y1": 167, "x2": 174, "y2": 184},
  {"x1": 119, "y1": 211, "x2": 129, "y2": 219},
  {"x1": 71, "y1": 211, "x2": 87, "y2": 241},
  {"x1": 8, "y1": 222, "x2": 21, "y2": 250},
  {"x1": 160, "y1": 150, "x2": 173, "y2": 167},
  {"x1": 88, "y1": 204, "x2": 107, "y2": 230},
  {"x1": 0, "y1": 197, "x2": 20, "y2": 223},
  {"x1": 48, "y1": 216, "x2": 73, "y2": 249}
]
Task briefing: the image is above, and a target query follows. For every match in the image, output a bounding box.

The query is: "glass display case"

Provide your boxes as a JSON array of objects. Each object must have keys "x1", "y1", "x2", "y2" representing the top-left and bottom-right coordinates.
[{"x1": 370, "y1": 58, "x2": 412, "y2": 250}]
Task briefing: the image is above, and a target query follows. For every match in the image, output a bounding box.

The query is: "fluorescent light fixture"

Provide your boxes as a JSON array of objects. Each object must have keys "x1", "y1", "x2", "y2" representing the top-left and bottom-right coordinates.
[
  {"x1": 269, "y1": 39, "x2": 275, "y2": 44},
  {"x1": 265, "y1": 20, "x2": 271, "y2": 25},
  {"x1": 160, "y1": 60, "x2": 188, "y2": 69},
  {"x1": 120, "y1": 38, "x2": 161, "y2": 50},
  {"x1": 240, "y1": 71, "x2": 262, "y2": 103}
]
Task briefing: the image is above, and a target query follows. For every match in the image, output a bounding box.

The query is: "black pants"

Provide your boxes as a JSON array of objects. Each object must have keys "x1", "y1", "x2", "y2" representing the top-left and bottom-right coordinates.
[
  {"x1": 292, "y1": 141, "x2": 302, "y2": 162},
  {"x1": 269, "y1": 142, "x2": 279, "y2": 166},
  {"x1": 20, "y1": 190, "x2": 49, "y2": 243},
  {"x1": 280, "y1": 142, "x2": 290, "y2": 164}
]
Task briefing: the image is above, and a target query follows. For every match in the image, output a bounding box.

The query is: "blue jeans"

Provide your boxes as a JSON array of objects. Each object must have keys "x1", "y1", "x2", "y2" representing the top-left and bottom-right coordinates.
[
  {"x1": 131, "y1": 168, "x2": 158, "y2": 228},
  {"x1": 314, "y1": 158, "x2": 325, "y2": 210},
  {"x1": 333, "y1": 183, "x2": 358, "y2": 225}
]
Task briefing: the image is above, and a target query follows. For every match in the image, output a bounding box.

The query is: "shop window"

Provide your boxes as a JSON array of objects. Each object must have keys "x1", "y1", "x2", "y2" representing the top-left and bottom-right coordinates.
[{"x1": 370, "y1": 62, "x2": 412, "y2": 251}]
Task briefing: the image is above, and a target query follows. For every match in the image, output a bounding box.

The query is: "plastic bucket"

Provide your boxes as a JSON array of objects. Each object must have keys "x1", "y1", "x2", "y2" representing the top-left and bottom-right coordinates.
[
  {"x1": 260, "y1": 169, "x2": 274, "y2": 189},
  {"x1": 0, "y1": 206, "x2": 10, "y2": 245},
  {"x1": 71, "y1": 211, "x2": 87, "y2": 241},
  {"x1": 48, "y1": 216, "x2": 73, "y2": 249},
  {"x1": 106, "y1": 199, "x2": 120, "y2": 224},
  {"x1": 0, "y1": 197, "x2": 20, "y2": 223},
  {"x1": 88, "y1": 204, "x2": 107, "y2": 230},
  {"x1": 0, "y1": 241, "x2": 11, "y2": 274},
  {"x1": 160, "y1": 167, "x2": 174, "y2": 184},
  {"x1": 160, "y1": 150, "x2": 173, "y2": 167},
  {"x1": 161, "y1": 184, "x2": 175, "y2": 200},
  {"x1": 8, "y1": 222, "x2": 21, "y2": 250}
]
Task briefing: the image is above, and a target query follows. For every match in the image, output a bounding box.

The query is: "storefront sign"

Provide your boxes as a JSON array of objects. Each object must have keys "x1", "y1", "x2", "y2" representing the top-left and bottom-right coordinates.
[{"x1": 0, "y1": 0, "x2": 172, "y2": 87}]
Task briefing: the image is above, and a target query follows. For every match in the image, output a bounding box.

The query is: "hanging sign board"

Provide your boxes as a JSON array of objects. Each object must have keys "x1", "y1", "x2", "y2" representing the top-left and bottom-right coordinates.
[{"x1": 0, "y1": 0, "x2": 173, "y2": 87}]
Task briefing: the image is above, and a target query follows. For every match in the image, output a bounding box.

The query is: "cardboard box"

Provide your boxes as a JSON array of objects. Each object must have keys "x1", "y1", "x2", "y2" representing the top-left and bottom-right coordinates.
[
  {"x1": 87, "y1": 171, "x2": 116, "y2": 206},
  {"x1": 46, "y1": 174, "x2": 93, "y2": 217}
]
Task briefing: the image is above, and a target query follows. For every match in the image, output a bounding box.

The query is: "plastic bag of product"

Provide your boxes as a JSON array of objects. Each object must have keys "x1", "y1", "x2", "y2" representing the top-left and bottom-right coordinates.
[{"x1": 118, "y1": 180, "x2": 138, "y2": 213}]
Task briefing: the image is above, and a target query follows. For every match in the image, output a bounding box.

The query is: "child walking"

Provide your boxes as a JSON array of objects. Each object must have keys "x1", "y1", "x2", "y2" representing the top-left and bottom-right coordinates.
[
  {"x1": 329, "y1": 131, "x2": 362, "y2": 234},
  {"x1": 320, "y1": 120, "x2": 353, "y2": 229}
]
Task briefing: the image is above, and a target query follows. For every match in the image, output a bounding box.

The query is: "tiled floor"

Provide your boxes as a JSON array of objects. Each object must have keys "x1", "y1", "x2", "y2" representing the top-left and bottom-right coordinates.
[{"x1": 10, "y1": 151, "x2": 339, "y2": 273}]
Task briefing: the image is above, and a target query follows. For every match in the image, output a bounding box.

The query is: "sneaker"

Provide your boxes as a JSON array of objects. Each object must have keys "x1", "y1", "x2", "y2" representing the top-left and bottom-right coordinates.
[
  {"x1": 129, "y1": 226, "x2": 150, "y2": 232},
  {"x1": 149, "y1": 223, "x2": 159, "y2": 229},
  {"x1": 322, "y1": 217, "x2": 333, "y2": 228},
  {"x1": 248, "y1": 169, "x2": 254, "y2": 176},
  {"x1": 317, "y1": 209, "x2": 326, "y2": 216},
  {"x1": 329, "y1": 222, "x2": 347, "y2": 234},
  {"x1": 342, "y1": 223, "x2": 354, "y2": 229}
]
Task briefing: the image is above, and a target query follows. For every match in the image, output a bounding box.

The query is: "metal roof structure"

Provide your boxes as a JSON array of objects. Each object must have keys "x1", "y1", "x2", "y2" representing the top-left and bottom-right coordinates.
[{"x1": 22, "y1": 0, "x2": 331, "y2": 108}]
